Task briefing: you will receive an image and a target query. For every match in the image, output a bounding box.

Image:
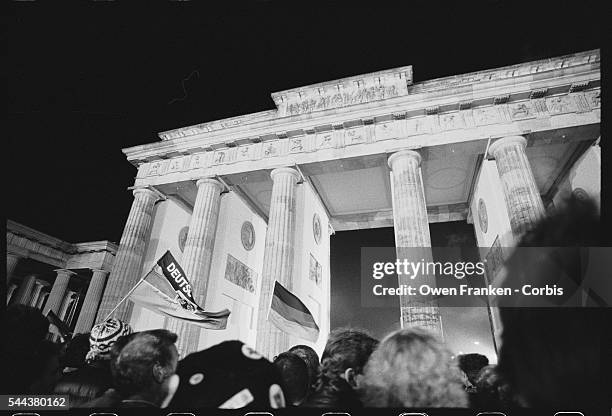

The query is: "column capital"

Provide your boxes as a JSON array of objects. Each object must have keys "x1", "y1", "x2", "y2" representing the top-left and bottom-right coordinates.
[
  {"x1": 132, "y1": 186, "x2": 165, "y2": 201},
  {"x1": 388, "y1": 149, "x2": 422, "y2": 171},
  {"x1": 270, "y1": 167, "x2": 300, "y2": 182},
  {"x1": 53, "y1": 268, "x2": 78, "y2": 277},
  {"x1": 90, "y1": 268, "x2": 110, "y2": 276},
  {"x1": 195, "y1": 177, "x2": 224, "y2": 191},
  {"x1": 488, "y1": 135, "x2": 527, "y2": 158}
]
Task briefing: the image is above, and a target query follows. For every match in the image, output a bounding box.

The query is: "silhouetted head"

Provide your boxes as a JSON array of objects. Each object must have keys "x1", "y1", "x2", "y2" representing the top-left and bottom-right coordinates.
[
  {"x1": 498, "y1": 195, "x2": 606, "y2": 407},
  {"x1": 457, "y1": 353, "x2": 489, "y2": 385},
  {"x1": 274, "y1": 352, "x2": 309, "y2": 406},
  {"x1": 288, "y1": 344, "x2": 320, "y2": 388}
]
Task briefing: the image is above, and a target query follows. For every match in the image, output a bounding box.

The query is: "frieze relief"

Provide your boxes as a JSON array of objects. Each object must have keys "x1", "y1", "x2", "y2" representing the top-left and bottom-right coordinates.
[
  {"x1": 315, "y1": 131, "x2": 335, "y2": 149},
  {"x1": 140, "y1": 88, "x2": 600, "y2": 179},
  {"x1": 344, "y1": 127, "x2": 366, "y2": 146},
  {"x1": 508, "y1": 101, "x2": 536, "y2": 120},
  {"x1": 584, "y1": 90, "x2": 600, "y2": 108},
  {"x1": 439, "y1": 112, "x2": 466, "y2": 131},
  {"x1": 546, "y1": 95, "x2": 579, "y2": 115},
  {"x1": 375, "y1": 121, "x2": 397, "y2": 141}
]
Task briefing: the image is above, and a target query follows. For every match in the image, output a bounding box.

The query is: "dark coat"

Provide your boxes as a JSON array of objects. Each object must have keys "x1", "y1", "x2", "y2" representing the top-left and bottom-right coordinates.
[{"x1": 53, "y1": 361, "x2": 113, "y2": 407}]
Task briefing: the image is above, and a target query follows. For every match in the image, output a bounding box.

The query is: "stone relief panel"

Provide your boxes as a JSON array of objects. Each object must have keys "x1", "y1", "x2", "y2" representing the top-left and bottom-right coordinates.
[
  {"x1": 147, "y1": 160, "x2": 168, "y2": 176},
  {"x1": 508, "y1": 101, "x2": 536, "y2": 120},
  {"x1": 308, "y1": 253, "x2": 322, "y2": 288},
  {"x1": 284, "y1": 81, "x2": 407, "y2": 116},
  {"x1": 439, "y1": 112, "x2": 466, "y2": 131},
  {"x1": 474, "y1": 107, "x2": 502, "y2": 126},
  {"x1": 584, "y1": 89, "x2": 600, "y2": 109},
  {"x1": 289, "y1": 137, "x2": 306, "y2": 153},
  {"x1": 263, "y1": 140, "x2": 283, "y2": 158},
  {"x1": 484, "y1": 235, "x2": 504, "y2": 284},
  {"x1": 188, "y1": 153, "x2": 209, "y2": 170},
  {"x1": 375, "y1": 121, "x2": 397, "y2": 141},
  {"x1": 344, "y1": 127, "x2": 366, "y2": 145},
  {"x1": 546, "y1": 95, "x2": 579, "y2": 115},
  {"x1": 234, "y1": 145, "x2": 250, "y2": 162},
  {"x1": 213, "y1": 149, "x2": 232, "y2": 165},
  {"x1": 167, "y1": 156, "x2": 187, "y2": 174},
  {"x1": 315, "y1": 131, "x2": 335, "y2": 149},
  {"x1": 224, "y1": 254, "x2": 257, "y2": 293}
]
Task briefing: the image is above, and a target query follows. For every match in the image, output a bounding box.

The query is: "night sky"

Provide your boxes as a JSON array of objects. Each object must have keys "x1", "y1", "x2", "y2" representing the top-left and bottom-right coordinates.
[{"x1": 6, "y1": 2, "x2": 602, "y2": 353}]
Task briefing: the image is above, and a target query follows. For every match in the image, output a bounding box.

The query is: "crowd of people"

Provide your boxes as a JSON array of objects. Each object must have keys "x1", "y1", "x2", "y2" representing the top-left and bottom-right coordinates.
[{"x1": 2, "y1": 195, "x2": 607, "y2": 409}]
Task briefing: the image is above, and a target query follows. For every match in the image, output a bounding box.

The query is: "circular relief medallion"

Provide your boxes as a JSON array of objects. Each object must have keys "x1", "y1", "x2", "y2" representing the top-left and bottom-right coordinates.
[
  {"x1": 478, "y1": 198, "x2": 488, "y2": 234},
  {"x1": 178, "y1": 226, "x2": 189, "y2": 252},
  {"x1": 313, "y1": 213, "x2": 322, "y2": 245},
  {"x1": 241, "y1": 221, "x2": 255, "y2": 251},
  {"x1": 572, "y1": 187, "x2": 589, "y2": 201}
]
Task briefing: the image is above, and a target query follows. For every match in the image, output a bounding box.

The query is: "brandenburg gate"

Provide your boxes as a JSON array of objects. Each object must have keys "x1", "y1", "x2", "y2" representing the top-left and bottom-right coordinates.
[{"x1": 94, "y1": 49, "x2": 600, "y2": 358}]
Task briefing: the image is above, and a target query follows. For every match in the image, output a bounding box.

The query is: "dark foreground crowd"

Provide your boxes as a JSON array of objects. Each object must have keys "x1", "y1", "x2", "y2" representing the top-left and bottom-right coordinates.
[{"x1": 2, "y1": 196, "x2": 608, "y2": 409}]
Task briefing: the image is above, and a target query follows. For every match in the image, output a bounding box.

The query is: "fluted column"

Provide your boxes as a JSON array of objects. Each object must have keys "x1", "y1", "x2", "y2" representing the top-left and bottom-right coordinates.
[
  {"x1": 74, "y1": 269, "x2": 110, "y2": 334},
  {"x1": 28, "y1": 281, "x2": 44, "y2": 307},
  {"x1": 96, "y1": 187, "x2": 161, "y2": 323},
  {"x1": 388, "y1": 150, "x2": 442, "y2": 337},
  {"x1": 43, "y1": 269, "x2": 76, "y2": 315},
  {"x1": 7, "y1": 253, "x2": 21, "y2": 284},
  {"x1": 256, "y1": 167, "x2": 300, "y2": 359},
  {"x1": 489, "y1": 136, "x2": 545, "y2": 238},
  {"x1": 165, "y1": 178, "x2": 224, "y2": 357},
  {"x1": 11, "y1": 274, "x2": 37, "y2": 306}
]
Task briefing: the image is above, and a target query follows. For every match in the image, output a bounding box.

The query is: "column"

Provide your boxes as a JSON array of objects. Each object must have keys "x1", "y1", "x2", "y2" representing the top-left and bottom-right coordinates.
[
  {"x1": 256, "y1": 167, "x2": 300, "y2": 359},
  {"x1": 7, "y1": 284, "x2": 18, "y2": 305},
  {"x1": 74, "y1": 269, "x2": 110, "y2": 334},
  {"x1": 388, "y1": 150, "x2": 442, "y2": 337},
  {"x1": 96, "y1": 187, "x2": 161, "y2": 323},
  {"x1": 165, "y1": 178, "x2": 224, "y2": 356},
  {"x1": 43, "y1": 269, "x2": 76, "y2": 315},
  {"x1": 7, "y1": 253, "x2": 21, "y2": 284},
  {"x1": 10, "y1": 274, "x2": 37, "y2": 306},
  {"x1": 28, "y1": 281, "x2": 44, "y2": 307},
  {"x1": 488, "y1": 136, "x2": 545, "y2": 238},
  {"x1": 36, "y1": 291, "x2": 49, "y2": 310},
  {"x1": 58, "y1": 291, "x2": 76, "y2": 321}
]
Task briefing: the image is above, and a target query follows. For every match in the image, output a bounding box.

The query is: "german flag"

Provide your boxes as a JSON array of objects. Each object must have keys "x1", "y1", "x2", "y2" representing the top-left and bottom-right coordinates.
[{"x1": 268, "y1": 281, "x2": 319, "y2": 342}]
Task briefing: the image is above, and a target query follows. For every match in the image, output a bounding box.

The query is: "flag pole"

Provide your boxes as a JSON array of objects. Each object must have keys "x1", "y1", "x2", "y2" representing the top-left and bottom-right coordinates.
[{"x1": 103, "y1": 265, "x2": 155, "y2": 322}]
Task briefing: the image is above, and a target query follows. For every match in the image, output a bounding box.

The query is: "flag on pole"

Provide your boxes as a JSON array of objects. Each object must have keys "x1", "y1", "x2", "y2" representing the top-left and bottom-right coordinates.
[
  {"x1": 268, "y1": 281, "x2": 319, "y2": 342},
  {"x1": 128, "y1": 250, "x2": 230, "y2": 330},
  {"x1": 46, "y1": 310, "x2": 72, "y2": 340}
]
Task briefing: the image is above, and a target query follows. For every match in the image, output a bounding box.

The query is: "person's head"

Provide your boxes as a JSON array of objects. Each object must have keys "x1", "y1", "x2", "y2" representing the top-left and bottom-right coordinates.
[
  {"x1": 457, "y1": 353, "x2": 489, "y2": 385},
  {"x1": 169, "y1": 341, "x2": 286, "y2": 409},
  {"x1": 61, "y1": 333, "x2": 91, "y2": 370},
  {"x1": 318, "y1": 328, "x2": 379, "y2": 391},
  {"x1": 110, "y1": 329, "x2": 179, "y2": 407},
  {"x1": 87, "y1": 318, "x2": 133, "y2": 363},
  {"x1": 473, "y1": 365, "x2": 513, "y2": 408},
  {"x1": 288, "y1": 345, "x2": 320, "y2": 388},
  {"x1": 497, "y1": 195, "x2": 606, "y2": 408},
  {"x1": 361, "y1": 328, "x2": 468, "y2": 407},
  {"x1": 4, "y1": 304, "x2": 50, "y2": 351},
  {"x1": 273, "y1": 352, "x2": 309, "y2": 406},
  {"x1": 29, "y1": 340, "x2": 63, "y2": 394},
  {"x1": 3, "y1": 305, "x2": 51, "y2": 393}
]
